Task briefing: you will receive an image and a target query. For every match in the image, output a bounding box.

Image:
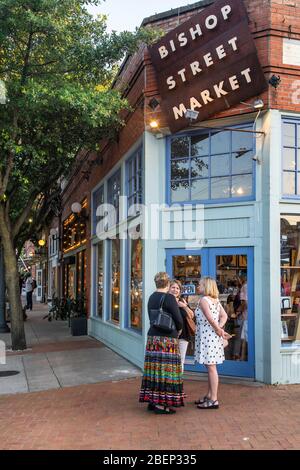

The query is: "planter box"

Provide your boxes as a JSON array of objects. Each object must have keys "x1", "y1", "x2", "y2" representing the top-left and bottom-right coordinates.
[{"x1": 70, "y1": 317, "x2": 87, "y2": 336}]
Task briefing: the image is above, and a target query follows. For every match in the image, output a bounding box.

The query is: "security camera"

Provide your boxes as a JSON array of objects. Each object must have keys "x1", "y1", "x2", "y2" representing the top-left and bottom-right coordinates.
[
  {"x1": 269, "y1": 75, "x2": 281, "y2": 89},
  {"x1": 185, "y1": 109, "x2": 199, "y2": 121}
]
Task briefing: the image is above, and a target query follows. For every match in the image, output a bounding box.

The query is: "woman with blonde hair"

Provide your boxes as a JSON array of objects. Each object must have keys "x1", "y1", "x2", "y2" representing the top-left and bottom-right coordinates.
[
  {"x1": 194, "y1": 276, "x2": 231, "y2": 409},
  {"x1": 139, "y1": 272, "x2": 184, "y2": 414}
]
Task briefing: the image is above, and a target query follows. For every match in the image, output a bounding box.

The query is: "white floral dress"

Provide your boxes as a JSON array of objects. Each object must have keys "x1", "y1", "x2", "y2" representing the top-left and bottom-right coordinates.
[{"x1": 194, "y1": 296, "x2": 225, "y2": 365}]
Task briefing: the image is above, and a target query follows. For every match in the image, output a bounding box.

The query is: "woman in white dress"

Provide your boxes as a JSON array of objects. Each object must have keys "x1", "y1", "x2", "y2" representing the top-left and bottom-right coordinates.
[{"x1": 194, "y1": 277, "x2": 231, "y2": 409}]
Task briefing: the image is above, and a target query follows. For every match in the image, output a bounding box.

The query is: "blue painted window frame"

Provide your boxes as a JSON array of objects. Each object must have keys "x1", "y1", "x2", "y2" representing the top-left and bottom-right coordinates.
[
  {"x1": 282, "y1": 117, "x2": 300, "y2": 199},
  {"x1": 166, "y1": 124, "x2": 256, "y2": 206}
]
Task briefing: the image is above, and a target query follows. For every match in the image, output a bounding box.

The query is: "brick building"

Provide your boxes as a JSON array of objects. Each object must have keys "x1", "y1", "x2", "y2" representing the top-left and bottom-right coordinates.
[{"x1": 55, "y1": 0, "x2": 300, "y2": 384}]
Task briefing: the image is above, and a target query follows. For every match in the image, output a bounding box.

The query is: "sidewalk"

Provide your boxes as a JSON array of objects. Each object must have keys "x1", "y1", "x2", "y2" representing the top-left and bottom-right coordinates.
[
  {"x1": 0, "y1": 303, "x2": 299, "y2": 450},
  {"x1": 0, "y1": 302, "x2": 141, "y2": 395}
]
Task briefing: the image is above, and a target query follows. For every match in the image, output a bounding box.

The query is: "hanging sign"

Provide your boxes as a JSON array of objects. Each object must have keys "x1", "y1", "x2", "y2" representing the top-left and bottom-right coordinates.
[{"x1": 149, "y1": 0, "x2": 268, "y2": 133}]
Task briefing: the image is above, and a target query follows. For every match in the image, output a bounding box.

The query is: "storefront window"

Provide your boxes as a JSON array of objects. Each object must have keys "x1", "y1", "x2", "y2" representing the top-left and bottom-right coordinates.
[
  {"x1": 129, "y1": 238, "x2": 143, "y2": 330},
  {"x1": 63, "y1": 198, "x2": 88, "y2": 253},
  {"x1": 97, "y1": 242, "x2": 104, "y2": 318},
  {"x1": 76, "y1": 250, "x2": 86, "y2": 300},
  {"x1": 110, "y1": 237, "x2": 120, "y2": 324},
  {"x1": 282, "y1": 120, "x2": 300, "y2": 197},
  {"x1": 170, "y1": 127, "x2": 254, "y2": 203},
  {"x1": 92, "y1": 185, "x2": 104, "y2": 235},
  {"x1": 108, "y1": 170, "x2": 121, "y2": 225},
  {"x1": 127, "y1": 148, "x2": 143, "y2": 212},
  {"x1": 281, "y1": 216, "x2": 300, "y2": 344}
]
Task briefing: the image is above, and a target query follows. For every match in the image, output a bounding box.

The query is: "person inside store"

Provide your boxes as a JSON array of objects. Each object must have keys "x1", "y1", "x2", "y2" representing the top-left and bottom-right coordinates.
[
  {"x1": 194, "y1": 276, "x2": 231, "y2": 409},
  {"x1": 169, "y1": 280, "x2": 195, "y2": 372},
  {"x1": 139, "y1": 272, "x2": 184, "y2": 415}
]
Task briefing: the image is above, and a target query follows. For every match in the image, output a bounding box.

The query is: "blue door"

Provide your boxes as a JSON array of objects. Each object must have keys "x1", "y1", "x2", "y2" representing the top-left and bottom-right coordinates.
[{"x1": 166, "y1": 247, "x2": 255, "y2": 378}]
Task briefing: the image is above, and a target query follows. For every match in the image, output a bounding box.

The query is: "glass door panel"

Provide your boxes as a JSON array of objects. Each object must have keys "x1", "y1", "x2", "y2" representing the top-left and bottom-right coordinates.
[
  {"x1": 167, "y1": 250, "x2": 208, "y2": 358},
  {"x1": 209, "y1": 248, "x2": 254, "y2": 378},
  {"x1": 215, "y1": 254, "x2": 248, "y2": 362}
]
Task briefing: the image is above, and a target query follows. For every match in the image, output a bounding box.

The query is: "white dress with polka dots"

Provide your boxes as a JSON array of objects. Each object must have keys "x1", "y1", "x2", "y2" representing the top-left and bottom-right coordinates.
[{"x1": 194, "y1": 296, "x2": 225, "y2": 365}]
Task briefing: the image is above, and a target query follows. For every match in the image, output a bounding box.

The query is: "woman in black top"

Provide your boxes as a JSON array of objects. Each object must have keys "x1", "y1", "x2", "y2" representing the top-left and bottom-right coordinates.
[
  {"x1": 139, "y1": 272, "x2": 184, "y2": 414},
  {"x1": 169, "y1": 280, "x2": 195, "y2": 372}
]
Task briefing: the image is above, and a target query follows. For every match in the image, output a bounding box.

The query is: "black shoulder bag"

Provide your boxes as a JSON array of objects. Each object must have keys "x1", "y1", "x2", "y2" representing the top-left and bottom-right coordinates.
[{"x1": 149, "y1": 295, "x2": 176, "y2": 334}]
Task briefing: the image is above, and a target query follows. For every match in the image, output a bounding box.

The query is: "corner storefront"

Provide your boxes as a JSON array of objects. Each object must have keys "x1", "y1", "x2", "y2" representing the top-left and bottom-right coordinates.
[{"x1": 87, "y1": 0, "x2": 300, "y2": 384}]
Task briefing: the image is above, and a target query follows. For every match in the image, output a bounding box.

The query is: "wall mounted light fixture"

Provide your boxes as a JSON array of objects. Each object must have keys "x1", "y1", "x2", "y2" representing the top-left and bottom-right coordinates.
[{"x1": 71, "y1": 202, "x2": 82, "y2": 214}]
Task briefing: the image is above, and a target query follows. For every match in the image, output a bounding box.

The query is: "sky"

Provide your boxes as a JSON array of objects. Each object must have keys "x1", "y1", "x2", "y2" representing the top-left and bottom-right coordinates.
[{"x1": 87, "y1": 0, "x2": 196, "y2": 32}]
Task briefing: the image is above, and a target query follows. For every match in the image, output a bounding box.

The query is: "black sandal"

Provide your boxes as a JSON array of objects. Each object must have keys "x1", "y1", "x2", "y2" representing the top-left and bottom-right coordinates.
[
  {"x1": 197, "y1": 399, "x2": 219, "y2": 409},
  {"x1": 154, "y1": 405, "x2": 176, "y2": 414},
  {"x1": 147, "y1": 403, "x2": 156, "y2": 411},
  {"x1": 194, "y1": 396, "x2": 209, "y2": 405}
]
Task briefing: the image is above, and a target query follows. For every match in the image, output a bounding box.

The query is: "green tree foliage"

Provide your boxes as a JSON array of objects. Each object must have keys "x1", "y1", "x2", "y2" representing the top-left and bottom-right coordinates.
[{"x1": 0, "y1": 0, "x2": 158, "y2": 349}]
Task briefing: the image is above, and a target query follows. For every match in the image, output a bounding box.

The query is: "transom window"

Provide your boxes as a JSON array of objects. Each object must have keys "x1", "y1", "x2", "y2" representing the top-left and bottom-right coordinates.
[
  {"x1": 169, "y1": 126, "x2": 255, "y2": 203},
  {"x1": 282, "y1": 119, "x2": 300, "y2": 197}
]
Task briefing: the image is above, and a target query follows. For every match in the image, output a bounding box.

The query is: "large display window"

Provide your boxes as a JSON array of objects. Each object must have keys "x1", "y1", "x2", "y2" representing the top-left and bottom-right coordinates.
[
  {"x1": 110, "y1": 237, "x2": 121, "y2": 324},
  {"x1": 129, "y1": 237, "x2": 143, "y2": 331},
  {"x1": 281, "y1": 215, "x2": 300, "y2": 344}
]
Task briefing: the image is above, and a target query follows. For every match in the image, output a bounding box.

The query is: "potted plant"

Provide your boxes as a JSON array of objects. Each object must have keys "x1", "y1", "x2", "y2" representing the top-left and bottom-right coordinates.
[{"x1": 70, "y1": 295, "x2": 87, "y2": 336}]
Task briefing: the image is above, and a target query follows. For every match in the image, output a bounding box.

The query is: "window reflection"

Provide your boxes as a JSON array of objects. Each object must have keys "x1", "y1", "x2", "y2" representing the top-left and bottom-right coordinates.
[
  {"x1": 130, "y1": 238, "x2": 143, "y2": 330},
  {"x1": 111, "y1": 238, "x2": 120, "y2": 323},
  {"x1": 216, "y1": 255, "x2": 248, "y2": 362},
  {"x1": 171, "y1": 137, "x2": 189, "y2": 158},
  {"x1": 191, "y1": 134, "x2": 209, "y2": 156},
  {"x1": 98, "y1": 243, "x2": 103, "y2": 318},
  {"x1": 211, "y1": 131, "x2": 230, "y2": 154}
]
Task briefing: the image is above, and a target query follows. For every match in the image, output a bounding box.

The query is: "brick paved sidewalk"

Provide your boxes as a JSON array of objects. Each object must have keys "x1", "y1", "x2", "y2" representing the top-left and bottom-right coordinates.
[{"x1": 0, "y1": 378, "x2": 299, "y2": 450}]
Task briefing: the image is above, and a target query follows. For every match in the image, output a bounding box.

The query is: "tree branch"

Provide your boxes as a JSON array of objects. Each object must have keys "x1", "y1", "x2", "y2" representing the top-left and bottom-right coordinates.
[
  {"x1": 1, "y1": 112, "x2": 19, "y2": 194},
  {"x1": 21, "y1": 30, "x2": 34, "y2": 86},
  {"x1": 12, "y1": 190, "x2": 39, "y2": 240}
]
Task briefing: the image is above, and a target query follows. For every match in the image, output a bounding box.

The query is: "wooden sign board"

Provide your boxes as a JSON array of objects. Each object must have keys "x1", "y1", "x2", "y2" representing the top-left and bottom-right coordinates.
[{"x1": 149, "y1": 0, "x2": 268, "y2": 133}]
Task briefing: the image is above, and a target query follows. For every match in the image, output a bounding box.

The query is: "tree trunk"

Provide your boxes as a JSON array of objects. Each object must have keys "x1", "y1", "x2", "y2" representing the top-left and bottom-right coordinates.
[
  {"x1": 0, "y1": 208, "x2": 26, "y2": 350},
  {"x1": 0, "y1": 244, "x2": 10, "y2": 333}
]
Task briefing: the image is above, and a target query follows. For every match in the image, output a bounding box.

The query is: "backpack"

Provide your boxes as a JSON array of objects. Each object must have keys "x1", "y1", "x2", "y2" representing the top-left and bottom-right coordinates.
[{"x1": 31, "y1": 279, "x2": 37, "y2": 290}]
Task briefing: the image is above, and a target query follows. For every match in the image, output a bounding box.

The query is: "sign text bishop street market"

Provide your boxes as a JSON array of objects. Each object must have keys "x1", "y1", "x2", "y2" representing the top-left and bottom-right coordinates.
[{"x1": 149, "y1": 0, "x2": 267, "y2": 132}]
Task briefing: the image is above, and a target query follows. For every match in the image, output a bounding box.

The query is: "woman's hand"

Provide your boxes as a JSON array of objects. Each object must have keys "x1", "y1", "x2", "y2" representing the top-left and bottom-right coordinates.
[
  {"x1": 178, "y1": 299, "x2": 187, "y2": 308},
  {"x1": 223, "y1": 331, "x2": 233, "y2": 340},
  {"x1": 214, "y1": 326, "x2": 224, "y2": 337}
]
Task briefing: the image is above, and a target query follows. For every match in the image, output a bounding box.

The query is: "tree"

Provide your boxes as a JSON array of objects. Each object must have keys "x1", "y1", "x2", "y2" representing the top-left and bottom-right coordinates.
[{"x1": 0, "y1": 0, "x2": 157, "y2": 350}]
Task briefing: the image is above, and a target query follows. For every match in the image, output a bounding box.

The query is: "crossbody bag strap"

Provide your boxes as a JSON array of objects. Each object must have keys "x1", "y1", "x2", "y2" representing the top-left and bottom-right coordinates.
[{"x1": 159, "y1": 294, "x2": 166, "y2": 312}]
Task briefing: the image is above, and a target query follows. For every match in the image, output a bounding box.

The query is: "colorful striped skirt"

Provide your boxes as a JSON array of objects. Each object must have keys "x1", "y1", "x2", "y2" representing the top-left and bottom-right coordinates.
[{"x1": 139, "y1": 336, "x2": 184, "y2": 408}]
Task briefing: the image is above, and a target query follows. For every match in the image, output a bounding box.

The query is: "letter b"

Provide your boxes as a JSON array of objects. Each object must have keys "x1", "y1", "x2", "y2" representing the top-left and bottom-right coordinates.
[{"x1": 158, "y1": 46, "x2": 169, "y2": 59}]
